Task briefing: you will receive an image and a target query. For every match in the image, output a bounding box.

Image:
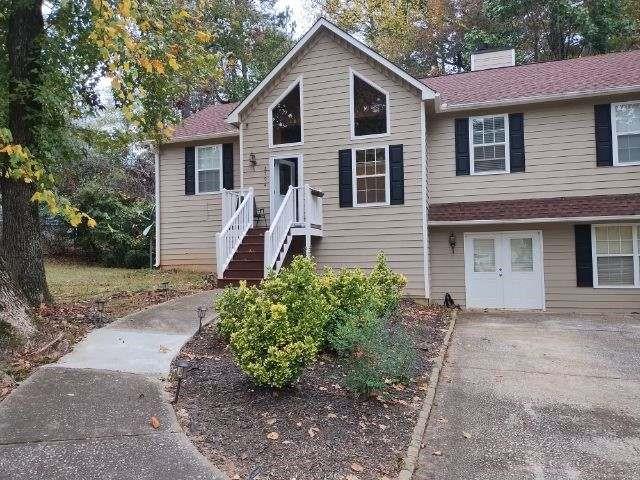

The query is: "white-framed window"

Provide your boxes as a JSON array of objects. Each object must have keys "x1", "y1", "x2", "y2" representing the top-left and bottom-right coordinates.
[
  {"x1": 592, "y1": 224, "x2": 640, "y2": 288},
  {"x1": 352, "y1": 146, "x2": 389, "y2": 206},
  {"x1": 268, "y1": 76, "x2": 303, "y2": 147},
  {"x1": 469, "y1": 114, "x2": 510, "y2": 175},
  {"x1": 195, "y1": 144, "x2": 222, "y2": 194},
  {"x1": 611, "y1": 101, "x2": 640, "y2": 166},
  {"x1": 350, "y1": 68, "x2": 390, "y2": 139}
]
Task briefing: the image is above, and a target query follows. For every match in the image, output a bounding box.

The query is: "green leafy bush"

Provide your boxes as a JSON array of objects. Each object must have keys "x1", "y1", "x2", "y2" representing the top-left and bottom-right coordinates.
[
  {"x1": 70, "y1": 184, "x2": 153, "y2": 268},
  {"x1": 215, "y1": 282, "x2": 259, "y2": 341},
  {"x1": 214, "y1": 253, "x2": 409, "y2": 391},
  {"x1": 369, "y1": 252, "x2": 407, "y2": 317},
  {"x1": 218, "y1": 257, "x2": 331, "y2": 387},
  {"x1": 330, "y1": 315, "x2": 415, "y2": 396}
]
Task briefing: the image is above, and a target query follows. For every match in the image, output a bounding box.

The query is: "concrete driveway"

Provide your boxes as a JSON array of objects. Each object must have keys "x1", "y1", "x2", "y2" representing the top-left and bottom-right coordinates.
[{"x1": 415, "y1": 311, "x2": 640, "y2": 480}]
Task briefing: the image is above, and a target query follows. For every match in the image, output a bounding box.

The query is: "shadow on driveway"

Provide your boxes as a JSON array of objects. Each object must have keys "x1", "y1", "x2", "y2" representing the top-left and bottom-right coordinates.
[{"x1": 415, "y1": 311, "x2": 640, "y2": 480}]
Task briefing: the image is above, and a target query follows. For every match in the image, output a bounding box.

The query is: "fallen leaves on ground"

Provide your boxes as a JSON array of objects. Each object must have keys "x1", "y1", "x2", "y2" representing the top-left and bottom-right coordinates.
[
  {"x1": 266, "y1": 431, "x2": 280, "y2": 440},
  {"x1": 350, "y1": 462, "x2": 364, "y2": 472},
  {"x1": 150, "y1": 416, "x2": 161, "y2": 429}
]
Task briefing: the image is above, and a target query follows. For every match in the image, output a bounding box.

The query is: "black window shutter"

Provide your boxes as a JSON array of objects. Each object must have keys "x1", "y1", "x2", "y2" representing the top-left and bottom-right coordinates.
[
  {"x1": 454, "y1": 118, "x2": 470, "y2": 175},
  {"x1": 509, "y1": 113, "x2": 525, "y2": 172},
  {"x1": 338, "y1": 149, "x2": 353, "y2": 208},
  {"x1": 222, "y1": 143, "x2": 234, "y2": 190},
  {"x1": 389, "y1": 144, "x2": 404, "y2": 205},
  {"x1": 574, "y1": 224, "x2": 593, "y2": 287},
  {"x1": 185, "y1": 146, "x2": 195, "y2": 195},
  {"x1": 594, "y1": 104, "x2": 613, "y2": 167}
]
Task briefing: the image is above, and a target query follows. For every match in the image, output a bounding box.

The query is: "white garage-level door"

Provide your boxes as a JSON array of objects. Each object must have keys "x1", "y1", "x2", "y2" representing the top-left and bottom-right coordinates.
[{"x1": 464, "y1": 231, "x2": 545, "y2": 310}]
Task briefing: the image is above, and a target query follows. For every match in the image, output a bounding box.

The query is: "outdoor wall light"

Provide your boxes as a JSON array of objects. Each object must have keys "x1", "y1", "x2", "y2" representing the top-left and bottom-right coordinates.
[
  {"x1": 196, "y1": 306, "x2": 208, "y2": 333},
  {"x1": 172, "y1": 358, "x2": 190, "y2": 403},
  {"x1": 249, "y1": 153, "x2": 257, "y2": 170},
  {"x1": 449, "y1": 232, "x2": 457, "y2": 254}
]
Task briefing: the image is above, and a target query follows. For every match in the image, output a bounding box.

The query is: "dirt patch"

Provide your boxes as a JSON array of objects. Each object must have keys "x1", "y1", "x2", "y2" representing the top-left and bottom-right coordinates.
[
  {"x1": 170, "y1": 300, "x2": 451, "y2": 480},
  {"x1": 0, "y1": 287, "x2": 213, "y2": 401}
]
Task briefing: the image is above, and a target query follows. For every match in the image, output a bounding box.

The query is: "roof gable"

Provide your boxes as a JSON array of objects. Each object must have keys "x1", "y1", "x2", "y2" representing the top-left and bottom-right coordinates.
[{"x1": 226, "y1": 18, "x2": 436, "y2": 124}]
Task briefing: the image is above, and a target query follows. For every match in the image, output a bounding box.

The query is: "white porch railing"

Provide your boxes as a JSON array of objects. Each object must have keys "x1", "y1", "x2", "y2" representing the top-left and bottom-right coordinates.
[
  {"x1": 264, "y1": 186, "x2": 296, "y2": 276},
  {"x1": 216, "y1": 187, "x2": 254, "y2": 278},
  {"x1": 303, "y1": 184, "x2": 323, "y2": 228},
  {"x1": 221, "y1": 188, "x2": 249, "y2": 226},
  {"x1": 264, "y1": 184, "x2": 324, "y2": 276}
]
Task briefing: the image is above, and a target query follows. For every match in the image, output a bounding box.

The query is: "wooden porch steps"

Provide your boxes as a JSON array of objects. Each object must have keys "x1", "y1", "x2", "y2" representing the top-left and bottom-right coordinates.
[{"x1": 217, "y1": 227, "x2": 267, "y2": 287}]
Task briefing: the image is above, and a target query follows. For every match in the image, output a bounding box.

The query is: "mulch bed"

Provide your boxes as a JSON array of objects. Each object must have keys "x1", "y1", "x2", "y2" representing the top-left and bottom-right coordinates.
[
  {"x1": 0, "y1": 287, "x2": 213, "y2": 401},
  {"x1": 170, "y1": 300, "x2": 451, "y2": 480}
]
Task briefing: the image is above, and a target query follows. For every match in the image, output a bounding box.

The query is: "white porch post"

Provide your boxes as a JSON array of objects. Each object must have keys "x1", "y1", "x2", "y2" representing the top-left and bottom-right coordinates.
[{"x1": 304, "y1": 184, "x2": 311, "y2": 257}]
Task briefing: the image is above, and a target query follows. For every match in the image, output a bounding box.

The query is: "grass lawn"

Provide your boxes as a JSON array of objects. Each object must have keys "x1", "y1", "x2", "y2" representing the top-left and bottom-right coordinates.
[{"x1": 46, "y1": 258, "x2": 213, "y2": 304}]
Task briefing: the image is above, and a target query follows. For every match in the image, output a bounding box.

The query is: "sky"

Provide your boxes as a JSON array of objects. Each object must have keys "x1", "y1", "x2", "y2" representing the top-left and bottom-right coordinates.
[{"x1": 275, "y1": 0, "x2": 316, "y2": 37}]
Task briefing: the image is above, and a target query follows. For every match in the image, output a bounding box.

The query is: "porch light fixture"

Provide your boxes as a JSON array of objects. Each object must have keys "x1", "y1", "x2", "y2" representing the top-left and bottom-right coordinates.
[
  {"x1": 249, "y1": 153, "x2": 257, "y2": 170},
  {"x1": 172, "y1": 358, "x2": 190, "y2": 403},
  {"x1": 449, "y1": 232, "x2": 457, "y2": 254},
  {"x1": 196, "y1": 306, "x2": 208, "y2": 333}
]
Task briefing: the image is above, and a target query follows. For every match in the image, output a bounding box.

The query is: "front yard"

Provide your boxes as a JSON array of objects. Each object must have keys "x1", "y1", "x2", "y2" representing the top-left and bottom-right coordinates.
[{"x1": 0, "y1": 259, "x2": 215, "y2": 400}]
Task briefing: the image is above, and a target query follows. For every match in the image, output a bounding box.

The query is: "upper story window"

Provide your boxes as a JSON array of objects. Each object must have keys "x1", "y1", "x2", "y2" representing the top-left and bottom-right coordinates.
[
  {"x1": 352, "y1": 146, "x2": 389, "y2": 206},
  {"x1": 612, "y1": 102, "x2": 640, "y2": 165},
  {"x1": 350, "y1": 69, "x2": 389, "y2": 138},
  {"x1": 196, "y1": 145, "x2": 222, "y2": 194},
  {"x1": 269, "y1": 77, "x2": 303, "y2": 147},
  {"x1": 469, "y1": 114, "x2": 510, "y2": 174},
  {"x1": 592, "y1": 224, "x2": 640, "y2": 288}
]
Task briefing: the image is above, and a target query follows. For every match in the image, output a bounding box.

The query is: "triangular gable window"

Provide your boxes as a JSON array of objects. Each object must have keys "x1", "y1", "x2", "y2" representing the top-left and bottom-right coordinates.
[
  {"x1": 269, "y1": 77, "x2": 303, "y2": 146},
  {"x1": 350, "y1": 69, "x2": 389, "y2": 138}
]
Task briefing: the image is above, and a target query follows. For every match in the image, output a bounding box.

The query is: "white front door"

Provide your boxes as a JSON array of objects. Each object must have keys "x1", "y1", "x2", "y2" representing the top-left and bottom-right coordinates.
[{"x1": 464, "y1": 231, "x2": 544, "y2": 310}]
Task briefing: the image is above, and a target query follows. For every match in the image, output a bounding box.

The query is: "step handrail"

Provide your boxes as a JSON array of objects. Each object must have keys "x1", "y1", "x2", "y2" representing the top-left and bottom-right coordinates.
[
  {"x1": 264, "y1": 186, "x2": 296, "y2": 276},
  {"x1": 216, "y1": 187, "x2": 254, "y2": 279}
]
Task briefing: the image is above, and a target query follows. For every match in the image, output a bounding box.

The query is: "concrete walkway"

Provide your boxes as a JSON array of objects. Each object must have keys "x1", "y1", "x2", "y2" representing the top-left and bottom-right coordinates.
[
  {"x1": 0, "y1": 291, "x2": 226, "y2": 480},
  {"x1": 415, "y1": 311, "x2": 640, "y2": 480}
]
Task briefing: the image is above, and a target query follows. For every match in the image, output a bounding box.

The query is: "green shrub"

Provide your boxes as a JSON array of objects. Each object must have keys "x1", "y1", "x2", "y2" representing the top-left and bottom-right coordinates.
[
  {"x1": 215, "y1": 281, "x2": 259, "y2": 341},
  {"x1": 330, "y1": 315, "x2": 415, "y2": 396},
  {"x1": 70, "y1": 184, "x2": 153, "y2": 268},
  {"x1": 369, "y1": 252, "x2": 407, "y2": 318},
  {"x1": 218, "y1": 257, "x2": 331, "y2": 387}
]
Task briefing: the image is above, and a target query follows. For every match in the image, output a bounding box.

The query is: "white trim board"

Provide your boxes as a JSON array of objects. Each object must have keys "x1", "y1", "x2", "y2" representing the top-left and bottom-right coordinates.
[
  {"x1": 227, "y1": 18, "x2": 436, "y2": 124},
  {"x1": 429, "y1": 215, "x2": 640, "y2": 226},
  {"x1": 154, "y1": 147, "x2": 161, "y2": 267},
  {"x1": 420, "y1": 101, "x2": 430, "y2": 299},
  {"x1": 164, "y1": 131, "x2": 238, "y2": 145}
]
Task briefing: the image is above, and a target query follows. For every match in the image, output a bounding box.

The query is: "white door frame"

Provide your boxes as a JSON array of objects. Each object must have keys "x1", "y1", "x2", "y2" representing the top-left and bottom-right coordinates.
[
  {"x1": 269, "y1": 153, "x2": 303, "y2": 224},
  {"x1": 463, "y1": 230, "x2": 545, "y2": 310}
]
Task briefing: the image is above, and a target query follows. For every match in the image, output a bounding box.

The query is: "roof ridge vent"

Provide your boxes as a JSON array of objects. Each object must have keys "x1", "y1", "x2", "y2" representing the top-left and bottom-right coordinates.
[{"x1": 471, "y1": 48, "x2": 515, "y2": 71}]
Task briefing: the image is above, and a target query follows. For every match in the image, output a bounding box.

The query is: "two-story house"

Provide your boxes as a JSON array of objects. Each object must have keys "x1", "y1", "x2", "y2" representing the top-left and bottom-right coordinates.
[{"x1": 155, "y1": 18, "x2": 640, "y2": 312}]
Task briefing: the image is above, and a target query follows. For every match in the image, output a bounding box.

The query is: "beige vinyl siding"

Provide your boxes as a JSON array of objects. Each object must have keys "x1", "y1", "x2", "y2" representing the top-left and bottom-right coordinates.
[
  {"x1": 158, "y1": 137, "x2": 240, "y2": 272},
  {"x1": 240, "y1": 31, "x2": 426, "y2": 296},
  {"x1": 428, "y1": 96, "x2": 640, "y2": 204},
  {"x1": 430, "y1": 224, "x2": 640, "y2": 312}
]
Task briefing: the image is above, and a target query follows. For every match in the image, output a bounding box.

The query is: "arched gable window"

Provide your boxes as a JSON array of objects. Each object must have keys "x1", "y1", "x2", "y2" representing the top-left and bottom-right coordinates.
[
  {"x1": 269, "y1": 77, "x2": 303, "y2": 147},
  {"x1": 350, "y1": 69, "x2": 389, "y2": 138}
]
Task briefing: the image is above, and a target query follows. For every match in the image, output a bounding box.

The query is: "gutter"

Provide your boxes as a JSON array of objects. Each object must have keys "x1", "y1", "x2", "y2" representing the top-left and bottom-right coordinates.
[{"x1": 434, "y1": 85, "x2": 640, "y2": 113}]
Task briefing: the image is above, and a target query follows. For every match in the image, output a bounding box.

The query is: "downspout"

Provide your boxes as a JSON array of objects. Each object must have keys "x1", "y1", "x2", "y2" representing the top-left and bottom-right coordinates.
[
  {"x1": 154, "y1": 145, "x2": 161, "y2": 267},
  {"x1": 420, "y1": 101, "x2": 431, "y2": 299},
  {"x1": 239, "y1": 121, "x2": 244, "y2": 189}
]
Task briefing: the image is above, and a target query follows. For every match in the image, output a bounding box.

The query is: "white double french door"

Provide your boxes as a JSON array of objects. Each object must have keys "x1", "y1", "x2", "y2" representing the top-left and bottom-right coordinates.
[{"x1": 464, "y1": 231, "x2": 545, "y2": 310}]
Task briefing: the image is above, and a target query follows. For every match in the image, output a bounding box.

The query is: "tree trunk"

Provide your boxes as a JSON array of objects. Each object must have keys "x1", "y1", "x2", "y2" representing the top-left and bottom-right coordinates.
[
  {"x1": 2, "y1": 0, "x2": 51, "y2": 306},
  {"x1": 0, "y1": 255, "x2": 34, "y2": 338}
]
